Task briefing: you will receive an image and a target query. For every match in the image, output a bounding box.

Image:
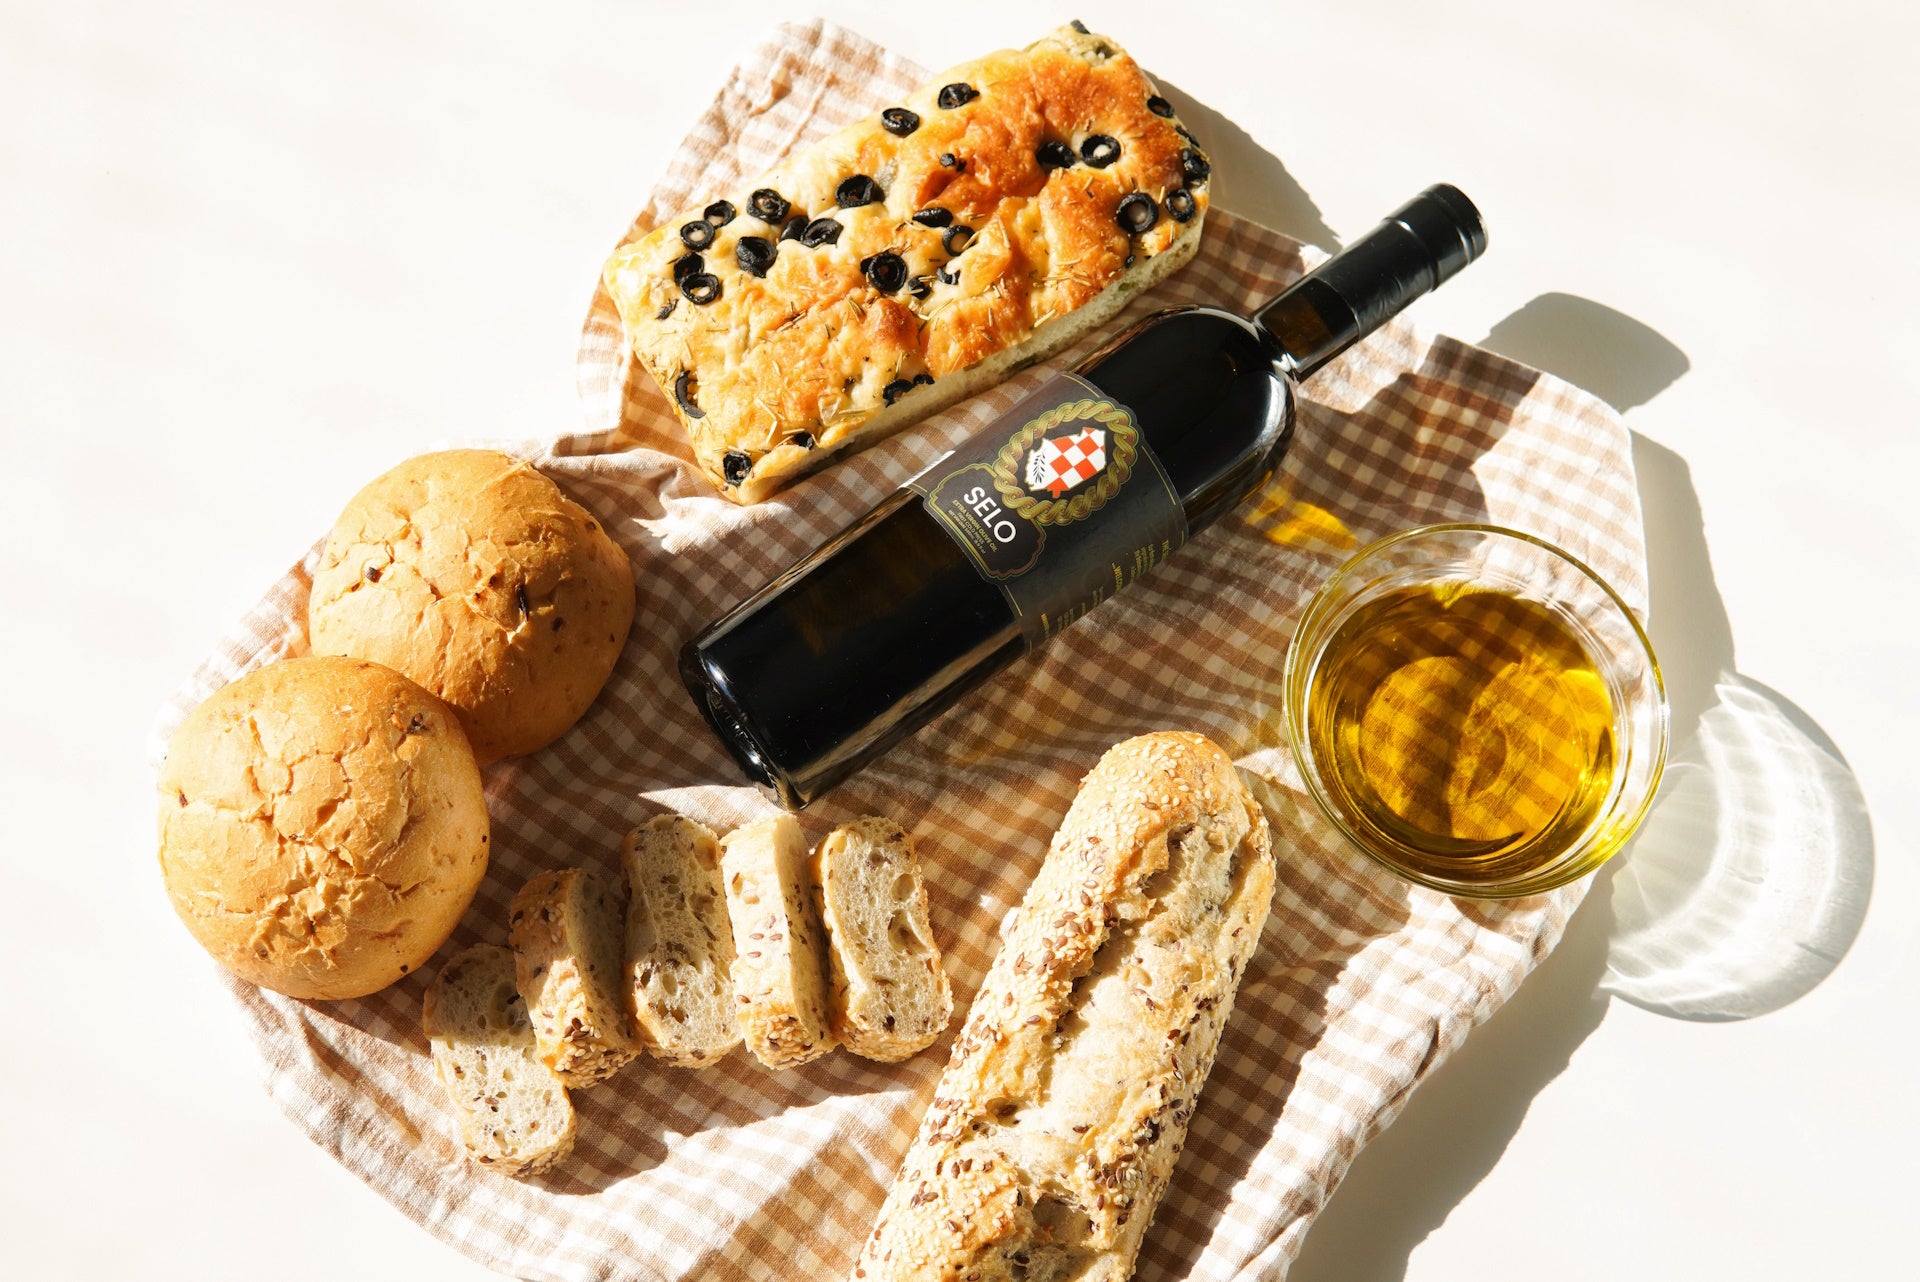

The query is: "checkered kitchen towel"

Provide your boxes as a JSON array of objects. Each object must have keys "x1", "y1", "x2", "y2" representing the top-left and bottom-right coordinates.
[{"x1": 153, "y1": 19, "x2": 1647, "y2": 1282}]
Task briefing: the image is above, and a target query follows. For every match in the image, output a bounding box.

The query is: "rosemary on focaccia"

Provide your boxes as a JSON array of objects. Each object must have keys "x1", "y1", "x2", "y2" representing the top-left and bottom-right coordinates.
[{"x1": 603, "y1": 22, "x2": 1212, "y2": 504}]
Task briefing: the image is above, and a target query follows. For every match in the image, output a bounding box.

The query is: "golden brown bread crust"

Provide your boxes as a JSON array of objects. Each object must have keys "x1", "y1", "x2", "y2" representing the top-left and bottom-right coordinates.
[
  {"x1": 157, "y1": 655, "x2": 490, "y2": 1001},
  {"x1": 849, "y1": 732, "x2": 1275, "y2": 1282},
  {"x1": 308, "y1": 450, "x2": 635, "y2": 765},
  {"x1": 603, "y1": 24, "x2": 1212, "y2": 503}
]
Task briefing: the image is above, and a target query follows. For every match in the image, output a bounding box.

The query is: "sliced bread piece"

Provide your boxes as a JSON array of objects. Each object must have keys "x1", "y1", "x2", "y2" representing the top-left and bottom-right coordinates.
[
  {"x1": 719, "y1": 815, "x2": 835, "y2": 1068},
  {"x1": 507, "y1": 867, "x2": 638, "y2": 1088},
  {"x1": 621, "y1": 814, "x2": 739, "y2": 1067},
  {"x1": 422, "y1": 943, "x2": 576, "y2": 1178},
  {"x1": 813, "y1": 815, "x2": 954, "y2": 1062}
]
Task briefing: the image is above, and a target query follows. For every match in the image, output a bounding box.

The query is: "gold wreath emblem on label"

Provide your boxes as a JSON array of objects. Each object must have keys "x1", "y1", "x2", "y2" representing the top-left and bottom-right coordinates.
[{"x1": 990, "y1": 397, "x2": 1139, "y2": 526}]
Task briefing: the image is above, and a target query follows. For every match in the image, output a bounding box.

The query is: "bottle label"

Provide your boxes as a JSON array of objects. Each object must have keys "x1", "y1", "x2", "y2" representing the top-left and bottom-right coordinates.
[{"x1": 907, "y1": 372, "x2": 1187, "y2": 642}]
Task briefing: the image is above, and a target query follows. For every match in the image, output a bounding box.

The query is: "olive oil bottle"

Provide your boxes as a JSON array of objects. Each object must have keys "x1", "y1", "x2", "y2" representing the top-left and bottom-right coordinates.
[
  {"x1": 683, "y1": 186, "x2": 1487, "y2": 807},
  {"x1": 1303, "y1": 583, "x2": 1618, "y2": 885}
]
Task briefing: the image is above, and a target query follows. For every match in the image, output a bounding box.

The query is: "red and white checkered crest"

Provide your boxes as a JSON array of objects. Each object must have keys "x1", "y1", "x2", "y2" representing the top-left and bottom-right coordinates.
[{"x1": 1024, "y1": 427, "x2": 1108, "y2": 497}]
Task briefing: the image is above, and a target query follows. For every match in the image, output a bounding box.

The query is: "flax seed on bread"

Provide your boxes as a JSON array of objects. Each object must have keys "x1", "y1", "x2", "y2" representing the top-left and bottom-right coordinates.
[
  {"x1": 507, "y1": 867, "x2": 638, "y2": 1088},
  {"x1": 621, "y1": 814, "x2": 740, "y2": 1067},
  {"x1": 848, "y1": 732, "x2": 1276, "y2": 1282},
  {"x1": 719, "y1": 816, "x2": 835, "y2": 1069},
  {"x1": 602, "y1": 23, "x2": 1211, "y2": 503},
  {"x1": 814, "y1": 816, "x2": 953, "y2": 1062},
  {"x1": 423, "y1": 944, "x2": 577, "y2": 1179}
]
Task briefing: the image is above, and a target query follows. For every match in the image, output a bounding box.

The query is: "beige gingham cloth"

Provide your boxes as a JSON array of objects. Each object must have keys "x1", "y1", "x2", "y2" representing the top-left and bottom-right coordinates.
[{"x1": 152, "y1": 20, "x2": 1648, "y2": 1282}]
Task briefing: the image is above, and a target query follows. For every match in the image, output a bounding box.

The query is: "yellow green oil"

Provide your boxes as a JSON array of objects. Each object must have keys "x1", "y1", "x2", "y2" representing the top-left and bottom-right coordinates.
[{"x1": 1306, "y1": 583, "x2": 1617, "y2": 886}]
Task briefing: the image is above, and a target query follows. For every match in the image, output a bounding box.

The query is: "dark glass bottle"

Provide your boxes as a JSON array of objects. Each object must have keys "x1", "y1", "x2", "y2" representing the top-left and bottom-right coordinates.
[{"x1": 682, "y1": 185, "x2": 1487, "y2": 808}]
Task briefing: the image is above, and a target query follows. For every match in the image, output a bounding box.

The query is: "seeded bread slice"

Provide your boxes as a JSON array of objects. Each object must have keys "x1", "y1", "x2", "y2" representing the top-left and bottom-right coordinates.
[
  {"x1": 508, "y1": 868, "x2": 639, "y2": 1088},
  {"x1": 621, "y1": 814, "x2": 740, "y2": 1067},
  {"x1": 814, "y1": 816, "x2": 954, "y2": 1062},
  {"x1": 719, "y1": 815, "x2": 835, "y2": 1068},
  {"x1": 422, "y1": 944, "x2": 577, "y2": 1179}
]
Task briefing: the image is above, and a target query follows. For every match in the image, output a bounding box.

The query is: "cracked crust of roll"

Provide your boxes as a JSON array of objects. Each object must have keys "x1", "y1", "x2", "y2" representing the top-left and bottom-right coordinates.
[
  {"x1": 157, "y1": 655, "x2": 489, "y2": 1001},
  {"x1": 848, "y1": 732, "x2": 1275, "y2": 1282},
  {"x1": 603, "y1": 23, "x2": 1212, "y2": 504},
  {"x1": 423, "y1": 944, "x2": 577, "y2": 1179},
  {"x1": 508, "y1": 867, "x2": 639, "y2": 1088},
  {"x1": 307, "y1": 449, "x2": 636, "y2": 765},
  {"x1": 815, "y1": 816, "x2": 954, "y2": 1063},
  {"x1": 621, "y1": 814, "x2": 741, "y2": 1067},
  {"x1": 720, "y1": 816, "x2": 836, "y2": 1069}
]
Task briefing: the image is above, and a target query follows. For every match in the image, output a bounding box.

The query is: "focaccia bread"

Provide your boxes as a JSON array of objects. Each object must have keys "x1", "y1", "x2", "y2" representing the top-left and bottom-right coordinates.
[
  {"x1": 603, "y1": 22, "x2": 1212, "y2": 504},
  {"x1": 848, "y1": 733, "x2": 1275, "y2": 1282}
]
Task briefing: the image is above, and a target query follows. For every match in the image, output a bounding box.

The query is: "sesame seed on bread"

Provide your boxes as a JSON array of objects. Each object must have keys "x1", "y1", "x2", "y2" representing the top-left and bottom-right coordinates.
[{"x1": 848, "y1": 733, "x2": 1275, "y2": 1281}]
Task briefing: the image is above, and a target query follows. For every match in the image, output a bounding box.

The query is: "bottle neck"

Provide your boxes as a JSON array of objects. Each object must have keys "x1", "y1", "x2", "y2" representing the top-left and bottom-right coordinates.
[
  {"x1": 1254, "y1": 184, "x2": 1487, "y2": 381},
  {"x1": 1257, "y1": 274, "x2": 1361, "y2": 382}
]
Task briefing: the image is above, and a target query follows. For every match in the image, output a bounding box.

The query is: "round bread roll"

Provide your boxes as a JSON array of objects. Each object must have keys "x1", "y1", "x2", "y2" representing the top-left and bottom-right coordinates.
[
  {"x1": 307, "y1": 450, "x2": 635, "y2": 764},
  {"x1": 158, "y1": 655, "x2": 489, "y2": 1001}
]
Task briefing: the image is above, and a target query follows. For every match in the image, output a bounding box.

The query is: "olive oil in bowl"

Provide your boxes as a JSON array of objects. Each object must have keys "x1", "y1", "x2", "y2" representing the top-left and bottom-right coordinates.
[
  {"x1": 1285, "y1": 525, "x2": 1667, "y2": 898},
  {"x1": 1306, "y1": 584, "x2": 1616, "y2": 885}
]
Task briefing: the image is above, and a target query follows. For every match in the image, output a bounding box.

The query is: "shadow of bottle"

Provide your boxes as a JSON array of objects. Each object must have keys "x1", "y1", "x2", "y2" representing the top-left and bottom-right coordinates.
[{"x1": 1478, "y1": 292, "x2": 1692, "y2": 414}]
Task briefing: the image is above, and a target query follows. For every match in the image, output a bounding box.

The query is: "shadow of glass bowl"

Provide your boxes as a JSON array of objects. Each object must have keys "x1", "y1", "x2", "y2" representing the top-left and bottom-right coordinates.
[{"x1": 1603, "y1": 672, "x2": 1873, "y2": 1020}]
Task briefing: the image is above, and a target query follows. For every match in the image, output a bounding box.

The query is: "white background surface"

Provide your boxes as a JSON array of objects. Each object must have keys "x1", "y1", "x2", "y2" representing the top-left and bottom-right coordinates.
[{"x1": 3, "y1": 1, "x2": 1915, "y2": 1278}]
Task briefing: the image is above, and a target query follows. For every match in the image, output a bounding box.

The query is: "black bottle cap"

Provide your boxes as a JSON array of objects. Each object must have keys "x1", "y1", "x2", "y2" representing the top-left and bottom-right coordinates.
[
  {"x1": 1256, "y1": 183, "x2": 1487, "y2": 379},
  {"x1": 1393, "y1": 182, "x2": 1487, "y2": 286}
]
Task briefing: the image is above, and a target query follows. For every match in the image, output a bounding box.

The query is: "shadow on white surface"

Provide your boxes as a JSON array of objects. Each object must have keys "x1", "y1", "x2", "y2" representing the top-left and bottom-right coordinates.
[
  {"x1": 1290, "y1": 293, "x2": 1875, "y2": 1281},
  {"x1": 1479, "y1": 292, "x2": 1692, "y2": 412},
  {"x1": 1603, "y1": 673, "x2": 1873, "y2": 1019},
  {"x1": 1155, "y1": 76, "x2": 1343, "y2": 252},
  {"x1": 1478, "y1": 296, "x2": 1875, "y2": 1020},
  {"x1": 1602, "y1": 438, "x2": 1874, "y2": 1021}
]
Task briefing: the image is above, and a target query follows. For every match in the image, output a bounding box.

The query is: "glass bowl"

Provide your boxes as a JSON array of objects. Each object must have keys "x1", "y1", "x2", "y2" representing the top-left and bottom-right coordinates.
[{"x1": 1283, "y1": 523, "x2": 1668, "y2": 898}]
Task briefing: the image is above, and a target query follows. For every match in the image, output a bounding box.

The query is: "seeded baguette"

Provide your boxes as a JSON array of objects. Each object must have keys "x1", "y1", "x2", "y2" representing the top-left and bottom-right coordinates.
[
  {"x1": 603, "y1": 22, "x2": 1211, "y2": 504},
  {"x1": 621, "y1": 814, "x2": 740, "y2": 1067},
  {"x1": 720, "y1": 816, "x2": 835, "y2": 1068},
  {"x1": 422, "y1": 944, "x2": 577, "y2": 1179},
  {"x1": 814, "y1": 816, "x2": 953, "y2": 1062},
  {"x1": 849, "y1": 732, "x2": 1275, "y2": 1282},
  {"x1": 508, "y1": 868, "x2": 639, "y2": 1088}
]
